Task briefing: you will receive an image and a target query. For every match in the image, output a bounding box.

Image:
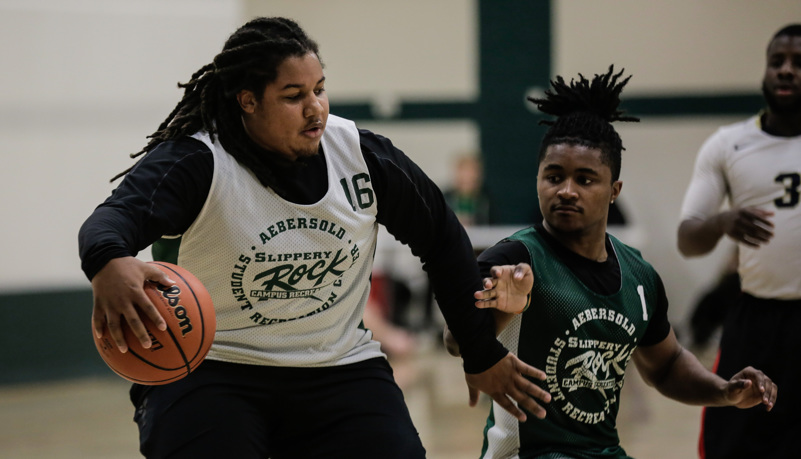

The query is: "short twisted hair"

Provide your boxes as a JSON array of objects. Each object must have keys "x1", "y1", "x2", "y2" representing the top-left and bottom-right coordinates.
[{"x1": 528, "y1": 65, "x2": 639, "y2": 181}]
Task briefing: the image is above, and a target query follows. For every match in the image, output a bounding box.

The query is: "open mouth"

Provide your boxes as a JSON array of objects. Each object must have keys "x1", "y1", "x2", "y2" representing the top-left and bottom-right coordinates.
[{"x1": 302, "y1": 125, "x2": 324, "y2": 138}]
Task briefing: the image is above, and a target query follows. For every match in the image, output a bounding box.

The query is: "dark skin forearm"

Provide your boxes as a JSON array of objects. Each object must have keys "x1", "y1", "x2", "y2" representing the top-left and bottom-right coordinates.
[
  {"x1": 678, "y1": 208, "x2": 774, "y2": 257},
  {"x1": 634, "y1": 328, "x2": 777, "y2": 409},
  {"x1": 677, "y1": 217, "x2": 726, "y2": 257},
  {"x1": 634, "y1": 336, "x2": 727, "y2": 405}
]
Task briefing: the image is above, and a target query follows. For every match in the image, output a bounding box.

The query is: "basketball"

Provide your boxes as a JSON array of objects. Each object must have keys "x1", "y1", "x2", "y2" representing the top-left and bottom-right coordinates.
[{"x1": 93, "y1": 261, "x2": 216, "y2": 385}]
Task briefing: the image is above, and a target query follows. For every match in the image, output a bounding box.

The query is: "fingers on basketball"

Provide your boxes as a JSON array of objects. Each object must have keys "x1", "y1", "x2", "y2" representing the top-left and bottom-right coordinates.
[{"x1": 92, "y1": 262, "x2": 216, "y2": 385}]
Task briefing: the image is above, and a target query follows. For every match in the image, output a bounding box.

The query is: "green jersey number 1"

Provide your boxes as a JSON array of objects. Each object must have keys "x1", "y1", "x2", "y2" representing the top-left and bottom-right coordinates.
[{"x1": 637, "y1": 285, "x2": 648, "y2": 321}]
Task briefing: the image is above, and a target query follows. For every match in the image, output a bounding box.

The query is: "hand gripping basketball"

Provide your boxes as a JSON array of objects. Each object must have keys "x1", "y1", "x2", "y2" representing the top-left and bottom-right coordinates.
[{"x1": 93, "y1": 261, "x2": 216, "y2": 385}]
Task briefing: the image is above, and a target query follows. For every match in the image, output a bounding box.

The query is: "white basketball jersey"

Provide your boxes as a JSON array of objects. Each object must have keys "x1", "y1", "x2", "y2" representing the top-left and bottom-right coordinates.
[
  {"x1": 681, "y1": 115, "x2": 801, "y2": 299},
  {"x1": 178, "y1": 115, "x2": 384, "y2": 367}
]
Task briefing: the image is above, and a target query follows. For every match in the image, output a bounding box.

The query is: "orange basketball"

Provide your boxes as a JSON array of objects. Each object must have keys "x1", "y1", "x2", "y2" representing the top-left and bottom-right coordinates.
[{"x1": 93, "y1": 261, "x2": 216, "y2": 385}]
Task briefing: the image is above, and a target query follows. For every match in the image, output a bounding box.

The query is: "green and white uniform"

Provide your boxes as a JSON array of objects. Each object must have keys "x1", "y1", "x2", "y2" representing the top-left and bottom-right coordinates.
[
  {"x1": 159, "y1": 115, "x2": 383, "y2": 367},
  {"x1": 479, "y1": 226, "x2": 670, "y2": 459},
  {"x1": 80, "y1": 110, "x2": 501, "y2": 458}
]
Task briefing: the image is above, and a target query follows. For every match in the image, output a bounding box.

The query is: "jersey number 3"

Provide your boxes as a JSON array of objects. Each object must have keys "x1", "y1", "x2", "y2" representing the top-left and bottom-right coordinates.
[{"x1": 775, "y1": 172, "x2": 800, "y2": 208}]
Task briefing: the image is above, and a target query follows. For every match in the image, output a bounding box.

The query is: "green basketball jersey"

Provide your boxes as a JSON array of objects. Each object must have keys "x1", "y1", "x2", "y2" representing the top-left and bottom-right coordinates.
[{"x1": 481, "y1": 227, "x2": 661, "y2": 459}]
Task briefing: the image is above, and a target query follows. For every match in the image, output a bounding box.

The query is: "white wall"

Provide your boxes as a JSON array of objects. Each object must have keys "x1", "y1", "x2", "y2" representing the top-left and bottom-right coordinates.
[
  {"x1": 0, "y1": 0, "x2": 241, "y2": 290},
  {"x1": 553, "y1": 0, "x2": 799, "y2": 94},
  {"x1": 244, "y1": 0, "x2": 478, "y2": 101}
]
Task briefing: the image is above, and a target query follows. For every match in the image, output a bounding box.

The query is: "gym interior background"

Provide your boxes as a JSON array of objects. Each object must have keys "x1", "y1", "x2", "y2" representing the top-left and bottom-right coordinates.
[{"x1": 0, "y1": 0, "x2": 797, "y2": 401}]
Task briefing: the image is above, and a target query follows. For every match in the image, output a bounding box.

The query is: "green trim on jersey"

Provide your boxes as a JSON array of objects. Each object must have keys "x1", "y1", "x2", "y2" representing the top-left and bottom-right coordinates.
[
  {"x1": 494, "y1": 227, "x2": 659, "y2": 459},
  {"x1": 480, "y1": 404, "x2": 498, "y2": 457},
  {"x1": 152, "y1": 236, "x2": 182, "y2": 264}
]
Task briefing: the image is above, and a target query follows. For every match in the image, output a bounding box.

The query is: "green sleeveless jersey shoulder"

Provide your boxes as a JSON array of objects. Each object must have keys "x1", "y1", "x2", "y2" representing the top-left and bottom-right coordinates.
[{"x1": 481, "y1": 227, "x2": 660, "y2": 459}]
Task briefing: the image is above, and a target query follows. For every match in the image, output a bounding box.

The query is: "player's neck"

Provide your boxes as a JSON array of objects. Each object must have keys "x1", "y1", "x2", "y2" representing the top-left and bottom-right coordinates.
[
  {"x1": 543, "y1": 221, "x2": 609, "y2": 262},
  {"x1": 762, "y1": 111, "x2": 801, "y2": 137}
]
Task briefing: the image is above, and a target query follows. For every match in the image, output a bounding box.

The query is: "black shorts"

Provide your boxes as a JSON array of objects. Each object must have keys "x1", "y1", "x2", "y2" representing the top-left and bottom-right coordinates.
[
  {"x1": 700, "y1": 293, "x2": 801, "y2": 459},
  {"x1": 130, "y1": 357, "x2": 426, "y2": 459}
]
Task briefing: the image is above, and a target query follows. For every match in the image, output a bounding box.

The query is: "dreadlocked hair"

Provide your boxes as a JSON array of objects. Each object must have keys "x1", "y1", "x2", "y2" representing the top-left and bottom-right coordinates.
[
  {"x1": 527, "y1": 65, "x2": 639, "y2": 182},
  {"x1": 111, "y1": 17, "x2": 321, "y2": 188}
]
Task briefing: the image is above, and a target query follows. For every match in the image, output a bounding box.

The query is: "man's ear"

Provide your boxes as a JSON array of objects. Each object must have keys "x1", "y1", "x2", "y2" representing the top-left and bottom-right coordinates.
[
  {"x1": 611, "y1": 180, "x2": 623, "y2": 203},
  {"x1": 237, "y1": 90, "x2": 257, "y2": 114}
]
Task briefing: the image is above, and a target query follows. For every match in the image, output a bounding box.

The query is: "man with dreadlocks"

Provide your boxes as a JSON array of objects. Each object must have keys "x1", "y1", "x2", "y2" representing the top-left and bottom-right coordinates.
[
  {"x1": 78, "y1": 17, "x2": 550, "y2": 459},
  {"x1": 678, "y1": 24, "x2": 801, "y2": 458},
  {"x1": 444, "y1": 66, "x2": 776, "y2": 459}
]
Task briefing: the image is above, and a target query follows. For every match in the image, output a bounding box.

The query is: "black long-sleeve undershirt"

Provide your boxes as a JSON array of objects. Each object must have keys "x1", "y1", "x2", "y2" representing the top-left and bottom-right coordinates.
[
  {"x1": 477, "y1": 225, "x2": 671, "y2": 347},
  {"x1": 78, "y1": 127, "x2": 506, "y2": 373}
]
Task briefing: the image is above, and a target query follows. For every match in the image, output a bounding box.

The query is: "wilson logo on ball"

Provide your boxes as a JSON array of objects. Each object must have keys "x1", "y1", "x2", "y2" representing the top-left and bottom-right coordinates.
[
  {"x1": 93, "y1": 261, "x2": 216, "y2": 385},
  {"x1": 156, "y1": 284, "x2": 193, "y2": 336}
]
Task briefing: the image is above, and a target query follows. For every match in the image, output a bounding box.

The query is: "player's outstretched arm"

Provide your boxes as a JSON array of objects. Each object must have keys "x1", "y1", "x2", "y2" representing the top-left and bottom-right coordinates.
[
  {"x1": 473, "y1": 263, "x2": 533, "y2": 334},
  {"x1": 443, "y1": 262, "x2": 533, "y2": 353},
  {"x1": 633, "y1": 328, "x2": 776, "y2": 410},
  {"x1": 464, "y1": 352, "x2": 551, "y2": 422},
  {"x1": 445, "y1": 263, "x2": 548, "y2": 421},
  {"x1": 722, "y1": 366, "x2": 777, "y2": 410},
  {"x1": 474, "y1": 263, "x2": 533, "y2": 313},
  {"x1": 91, "y1": 256, "x2": 173, "y2": 353}
]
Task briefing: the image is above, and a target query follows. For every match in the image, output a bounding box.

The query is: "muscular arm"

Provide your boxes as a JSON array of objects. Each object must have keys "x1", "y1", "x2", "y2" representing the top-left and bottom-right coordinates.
[
  {"x1": 634, "y1": 328, "x2": 776, "y2": 409},
  {"x1": 634, "y1": 328, "x2": 726, "y2": 404},
  {"x1": 678, "y1": 126, "x2": 777, "y2": 257}
]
